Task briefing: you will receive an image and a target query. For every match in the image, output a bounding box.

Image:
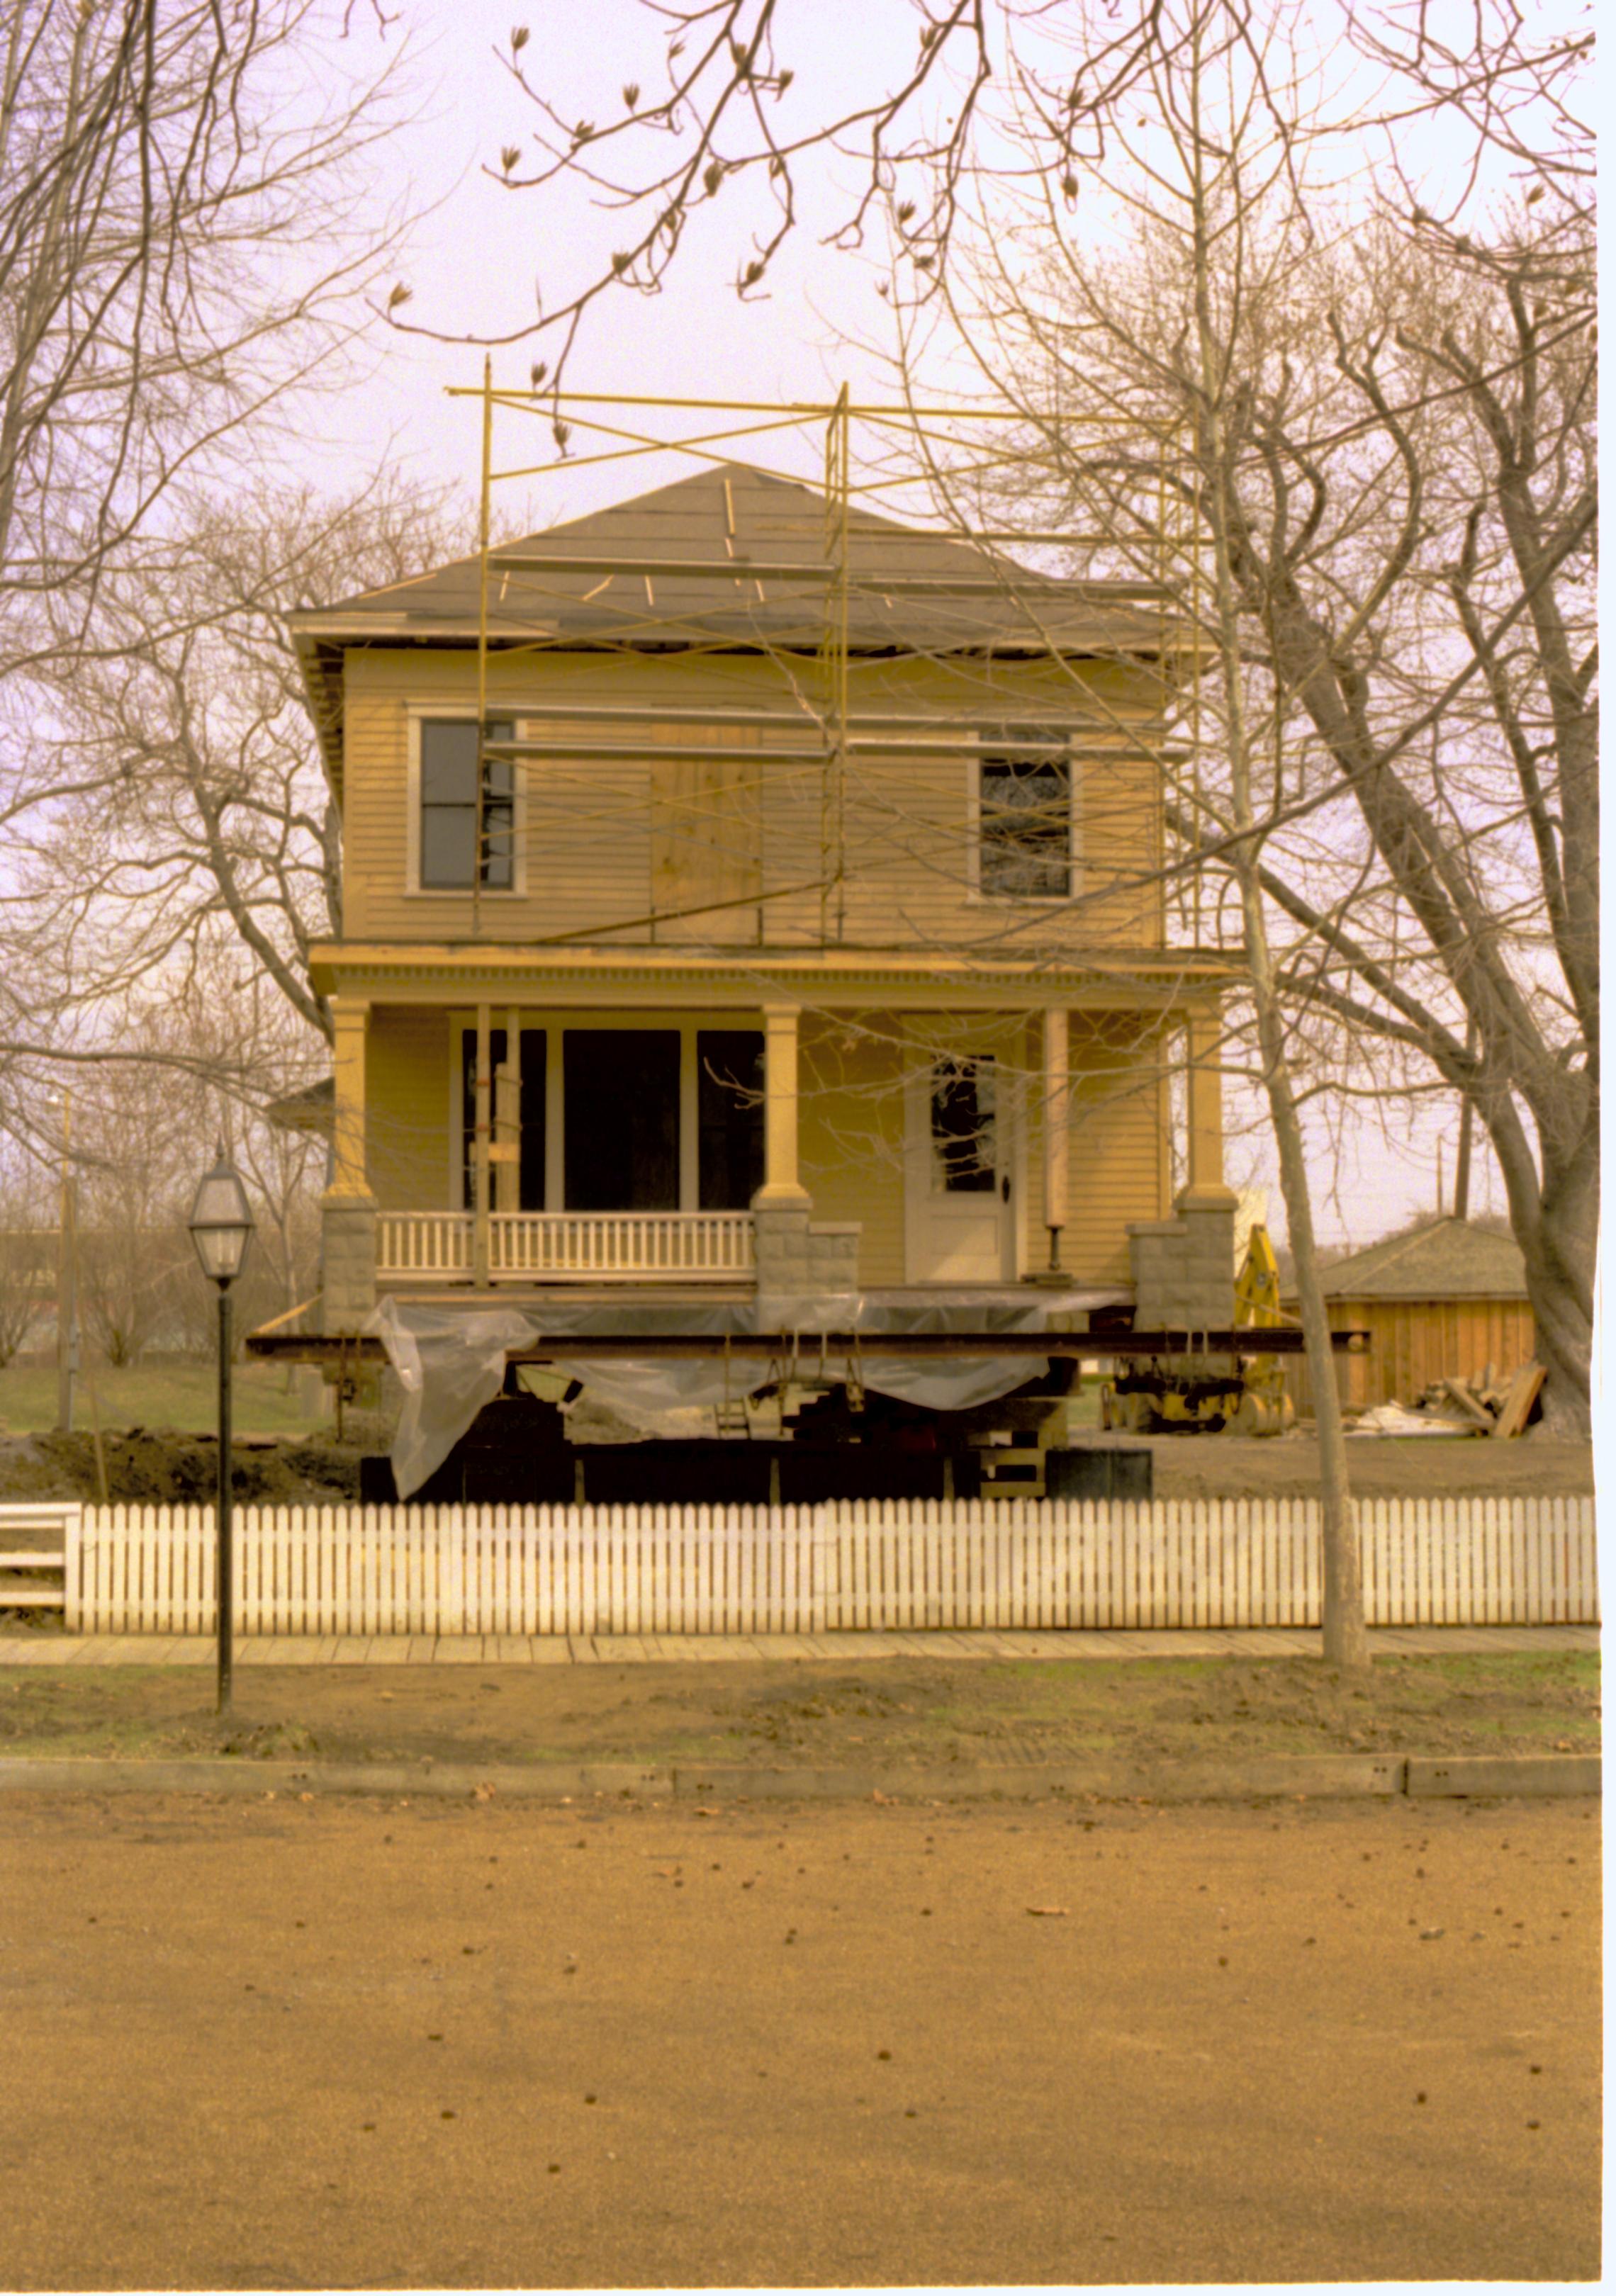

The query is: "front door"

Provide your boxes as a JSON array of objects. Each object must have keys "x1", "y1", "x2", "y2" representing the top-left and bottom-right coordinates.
[{"x1": 904, "y1": 1053, "x2": 1017, "y2": 1281}]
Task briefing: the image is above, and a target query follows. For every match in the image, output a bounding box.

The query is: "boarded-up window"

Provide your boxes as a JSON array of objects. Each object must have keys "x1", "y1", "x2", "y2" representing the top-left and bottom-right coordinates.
[{"x1": 649, "y1": 736, "x2": 762, "y2": 942}]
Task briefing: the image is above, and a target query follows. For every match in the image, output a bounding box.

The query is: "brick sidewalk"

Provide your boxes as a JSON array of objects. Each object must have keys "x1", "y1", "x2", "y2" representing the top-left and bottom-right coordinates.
[{"x1": 0, "y1": 1624, "x2": 1597, "y2": 1667}]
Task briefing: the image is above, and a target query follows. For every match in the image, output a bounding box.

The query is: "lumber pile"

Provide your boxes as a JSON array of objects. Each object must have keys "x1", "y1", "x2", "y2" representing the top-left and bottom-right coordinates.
[
  {"x1": 1415, "y1": 1359, "x2": 1547, "y2": 1438},
  {"x1": 1352, "y1": 1360, "x2": 1547, "y2": 1439}
]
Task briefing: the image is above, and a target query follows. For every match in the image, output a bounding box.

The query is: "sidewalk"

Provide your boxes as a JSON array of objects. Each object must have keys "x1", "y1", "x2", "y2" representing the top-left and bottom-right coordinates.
[{"x1": 0, "y1": 1623, "x2": 1597, "y2": 1667}]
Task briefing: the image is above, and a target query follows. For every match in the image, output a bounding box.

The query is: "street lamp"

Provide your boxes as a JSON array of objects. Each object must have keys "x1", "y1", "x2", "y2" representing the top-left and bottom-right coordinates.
[{"x1": 189, "y1": 1147, "x2": 254, "y2": 1716}]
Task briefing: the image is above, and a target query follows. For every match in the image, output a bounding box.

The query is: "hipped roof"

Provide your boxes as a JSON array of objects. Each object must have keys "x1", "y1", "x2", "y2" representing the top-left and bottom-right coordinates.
[
  {"x1": 1316, "y1": 1218, "x2": 1530, "y2": 1302},
  {"x1": 290, "y1": 461, "x2": 1180, "y2": 787}
]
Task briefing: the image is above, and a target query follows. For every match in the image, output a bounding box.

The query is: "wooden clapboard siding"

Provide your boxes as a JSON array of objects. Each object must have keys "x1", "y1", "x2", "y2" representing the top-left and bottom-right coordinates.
[
  {"x1": 1287, "y1": 1296, "x2": 1538, "y2": 1414},
  {"x1": 366, "y1": 1006, "x2": 451, "y2": 1209},
  {"x1": 64, "y1": 1495, "x2": 1599, "y2": 1635},
  {"x1": 340, "y1": 677, "x2": 408, "y2": 940},
  {"x1": 1061, "y1": 1013, "x2": 1172, "y2": 1281},
  {"x1": 340, "y1": 647, "x2": 1169, "y2": 954},
  {"x1": 799, "y1": 1011, "x2": 908, "y2": 1285}
]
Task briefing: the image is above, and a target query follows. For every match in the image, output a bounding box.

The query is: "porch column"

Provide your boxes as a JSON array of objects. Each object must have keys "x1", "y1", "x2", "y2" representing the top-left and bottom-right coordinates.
[
  {"x1": 493, "y1": 1008, "x2": 521, "y2": 1215},
  {"x1": 754, "y1": 1002, "x2": 811, "y2": 1210},
  {"x1": 329, "y1": 996, "x2": 371, "y2": 1196},
  {"x1": 1042, "y1": 1008, "x2": 1069, "y2": 1273},
  {"x1": 1182, "y1": 1008, "x2": 1238, "y2": 1207},
  {"x1": 472, "y1": 1003, "x2": 492, "y2": 1288},
  {"x1": 1147, "y1": 1004, "x2": 1238, "y2": 1331},
  {"x1": 320, "y1": 995, "x2": 376, "y2": 1335}
]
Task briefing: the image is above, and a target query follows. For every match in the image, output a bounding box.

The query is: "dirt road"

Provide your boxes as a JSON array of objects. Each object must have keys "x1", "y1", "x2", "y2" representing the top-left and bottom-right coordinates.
[{"x1": 0, "y1": 1792, "x2": 1598, "y2": 2287}]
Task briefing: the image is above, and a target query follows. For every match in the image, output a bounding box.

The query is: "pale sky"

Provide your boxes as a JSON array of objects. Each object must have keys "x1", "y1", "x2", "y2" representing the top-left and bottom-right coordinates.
[{"x1": 296, "y1": 0, "x2": 1517, "y2": 1254}]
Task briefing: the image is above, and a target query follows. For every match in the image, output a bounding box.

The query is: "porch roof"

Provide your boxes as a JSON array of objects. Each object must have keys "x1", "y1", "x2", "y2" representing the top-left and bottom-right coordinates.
[{"x1": 307, "y1": 938, "x2": 1245, "y2": 1008}]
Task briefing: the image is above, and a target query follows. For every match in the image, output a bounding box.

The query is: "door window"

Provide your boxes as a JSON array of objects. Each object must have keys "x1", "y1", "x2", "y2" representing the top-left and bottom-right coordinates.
[{"x1": 930, "y1": 1057, "x2": 997, "y2": 1193}]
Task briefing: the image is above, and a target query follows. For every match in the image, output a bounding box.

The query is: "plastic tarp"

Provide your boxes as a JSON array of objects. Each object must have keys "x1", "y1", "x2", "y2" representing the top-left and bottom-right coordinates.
[{"x1": 371, "y1": 1288, "x2": 1121, "y2": 1499}]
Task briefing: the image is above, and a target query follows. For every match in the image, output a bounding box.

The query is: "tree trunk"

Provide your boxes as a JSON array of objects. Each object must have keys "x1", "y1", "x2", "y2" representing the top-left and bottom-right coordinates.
[{"x1": 1517, "y1": 1179, "x2": 1596, "y2": 1437}]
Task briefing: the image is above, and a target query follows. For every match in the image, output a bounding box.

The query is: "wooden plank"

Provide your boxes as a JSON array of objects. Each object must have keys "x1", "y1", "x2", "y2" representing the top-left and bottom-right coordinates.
[
  {"x1": 1491, "y1": 1361, "x2": 1545, "y2": 1441},
  {"x1": 1522, "y1": 1495, "x2": 1544, "y2": 1626},
  {"x1": 532, "y1": 1507, "x2": 552, "y2": 1639},
  {"x1": 1553, "y1": 1497, "x2": 1574, "y2": 1624},
  {"x1": 1440, "y1": 1377, "x2": 1495, "y2": 1431},
  {"x1": 1483, "y1": 1495, "x2": 1503, "y2": 1626}
]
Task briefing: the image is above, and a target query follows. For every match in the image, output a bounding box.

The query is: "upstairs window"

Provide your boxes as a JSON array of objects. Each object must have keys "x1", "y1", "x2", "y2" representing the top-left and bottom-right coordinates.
[
  {"x1": 977, "y1": 734, "x2": 1072, "y2": 899},
  {"x1": 420, "y1": 719, "x2": 515, "y2": 889}
]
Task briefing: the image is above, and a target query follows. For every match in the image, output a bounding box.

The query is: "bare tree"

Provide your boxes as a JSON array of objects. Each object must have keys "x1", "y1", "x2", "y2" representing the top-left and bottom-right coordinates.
[
  {"x1": 0, "y1": 0, "x2": 405, "y2": 648},
  {"x1": 0, "y1": 1178, "x2": 54, "y2": 1368},
  {"x1": 853, "y1": 0, "x2": 1593, "y2": 1446},
  {"x1": 392, "y1": 1, "x2": 1586, "y2": 379},
  {"x1": 0, "y1": 475, "x2": 468, "y2": 1084}
]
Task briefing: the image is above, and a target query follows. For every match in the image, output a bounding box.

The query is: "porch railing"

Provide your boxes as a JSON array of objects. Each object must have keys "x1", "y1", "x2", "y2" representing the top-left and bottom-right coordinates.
[{"x1": 376, "y1": 1210, "x2": 755, "y2": 1284}]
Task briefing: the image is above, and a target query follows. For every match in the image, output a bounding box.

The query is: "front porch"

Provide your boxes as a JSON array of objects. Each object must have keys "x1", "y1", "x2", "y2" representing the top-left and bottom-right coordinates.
[
  {"x1": 307, "y1": 959, "x2": 1238, "y2": 1335},
  {"x1": 321, "y1": 994, "x2": 866, "y2": 1328}
]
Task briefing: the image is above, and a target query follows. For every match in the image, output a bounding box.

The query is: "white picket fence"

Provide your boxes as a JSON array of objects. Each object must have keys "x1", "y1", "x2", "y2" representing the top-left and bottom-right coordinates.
[{"x1": 62, "y1": 1496, "x2": 1599, "y2": 1637}]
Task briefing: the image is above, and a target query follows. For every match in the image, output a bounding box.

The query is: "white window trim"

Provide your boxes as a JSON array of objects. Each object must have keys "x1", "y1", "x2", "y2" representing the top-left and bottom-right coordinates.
[
  {"x1": 965, "y1": 744, "x2": 1083, "y2": 906},
  {"x1": 405, "y1": 706, "x2": 527, "y2": 899}
]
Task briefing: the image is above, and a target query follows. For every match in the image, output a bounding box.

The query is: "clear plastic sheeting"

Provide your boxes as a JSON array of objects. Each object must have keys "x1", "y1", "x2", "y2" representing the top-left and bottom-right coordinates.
[
  {"x1": 370, "y1": 1287, "x2": 1121, "y2": 1498},
  {"x1": 371, "y1": 1299, "x2": 538, "y2": 1500}
]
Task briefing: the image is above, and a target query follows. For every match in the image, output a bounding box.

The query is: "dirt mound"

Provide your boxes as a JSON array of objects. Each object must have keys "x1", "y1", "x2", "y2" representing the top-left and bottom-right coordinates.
[{"x1": 0, "y1": 1429, "x2": 363, "y2": 1507}]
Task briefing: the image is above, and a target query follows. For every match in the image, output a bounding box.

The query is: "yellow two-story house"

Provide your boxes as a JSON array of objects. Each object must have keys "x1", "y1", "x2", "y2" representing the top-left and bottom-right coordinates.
[{"x1": 287, "y1": 461, "x2": 1241, "y2": 1343}]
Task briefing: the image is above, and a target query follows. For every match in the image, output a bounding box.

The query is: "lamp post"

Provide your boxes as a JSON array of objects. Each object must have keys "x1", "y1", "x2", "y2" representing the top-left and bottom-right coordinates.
[{"x1": 189, "y1": 1148, "x2": 254, "y2": 1716}]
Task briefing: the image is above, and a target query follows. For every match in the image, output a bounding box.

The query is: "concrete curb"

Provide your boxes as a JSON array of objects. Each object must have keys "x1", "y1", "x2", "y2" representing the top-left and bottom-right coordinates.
[
  {"x1": 1405, "y1": 1753, "x2": 1602, "y2": 1799},
  {"x1": 0, "y1": 1750, "x2": 1598, "y2": 1804}
]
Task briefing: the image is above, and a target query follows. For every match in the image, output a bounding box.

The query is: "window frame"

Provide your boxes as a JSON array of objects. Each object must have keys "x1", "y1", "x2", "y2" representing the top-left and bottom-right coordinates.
[
  {"x1": 406, "y1": 709, "x2": 526, "y2": 897},
  {"x1": 967, "y1": 730, "x2": 1079, "y2": 904},
  {"x1": 447, "y1": 1011, "x2": 757, "y2": 1214}
]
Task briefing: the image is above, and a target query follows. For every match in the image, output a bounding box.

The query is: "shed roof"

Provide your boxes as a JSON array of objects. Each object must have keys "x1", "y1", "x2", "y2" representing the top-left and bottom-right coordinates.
[{"x1": 1316, "y1": 1218, "x2": 1530, "y2": 1302}]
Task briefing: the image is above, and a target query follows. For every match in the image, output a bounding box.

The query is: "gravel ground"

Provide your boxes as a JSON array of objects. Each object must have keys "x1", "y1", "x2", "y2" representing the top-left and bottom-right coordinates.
[{"x1": 0, "y1": 1791, "x2": 1598, "y2": 2289}]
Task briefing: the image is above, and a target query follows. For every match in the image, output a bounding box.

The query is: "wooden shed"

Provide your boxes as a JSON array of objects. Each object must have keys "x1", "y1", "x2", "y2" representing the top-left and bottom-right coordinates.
[{"x1": 1285, "y1": 1218, "x2": 1535, "y2": 1416}]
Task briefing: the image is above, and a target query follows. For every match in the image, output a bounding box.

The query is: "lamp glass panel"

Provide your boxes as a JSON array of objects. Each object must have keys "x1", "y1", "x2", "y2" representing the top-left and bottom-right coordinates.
[
  {"x1": 192, "y1": 1225, "x2": 246, "y2": 1281},
  {"x1": 192, "y1": 1172, "x2": 250, "y2": 1228}
]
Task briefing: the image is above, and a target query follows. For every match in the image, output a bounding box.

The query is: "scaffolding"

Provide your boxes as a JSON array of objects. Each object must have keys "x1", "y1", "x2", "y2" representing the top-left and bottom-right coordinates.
[
  {"x1": 423, "y1": 373, "x2": 1225, "y2": 1290},
  {"x1": 442, "y1": 370, "x2": 1209, "y2": 951}
]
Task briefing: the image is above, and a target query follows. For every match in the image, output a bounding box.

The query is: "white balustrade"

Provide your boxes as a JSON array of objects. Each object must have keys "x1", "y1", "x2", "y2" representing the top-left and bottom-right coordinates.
[
  {"x1": 377, "y1": 1209, "x2": 754, "y2": 1283},
  {"x1": 376, "y1": 1211, "x2": 473, "y2": 1278}
]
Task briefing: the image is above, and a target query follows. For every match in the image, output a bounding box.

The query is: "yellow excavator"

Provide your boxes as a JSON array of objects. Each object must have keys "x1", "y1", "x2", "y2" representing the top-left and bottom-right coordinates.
[{"x1": 1099, "y1": 1225, "x2": 1298, "y2": 1436}]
